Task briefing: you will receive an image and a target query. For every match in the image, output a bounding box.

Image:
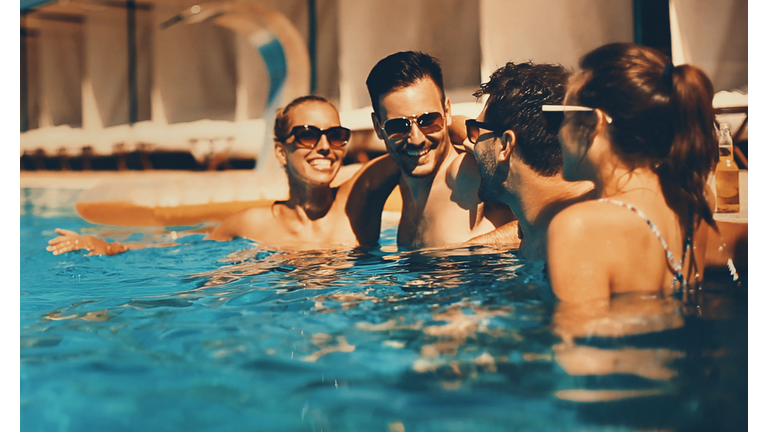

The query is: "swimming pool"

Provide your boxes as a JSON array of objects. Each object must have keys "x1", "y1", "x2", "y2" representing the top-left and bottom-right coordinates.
[{"x1": 20, "y1": 187, "x2": 747, "y2": 431}]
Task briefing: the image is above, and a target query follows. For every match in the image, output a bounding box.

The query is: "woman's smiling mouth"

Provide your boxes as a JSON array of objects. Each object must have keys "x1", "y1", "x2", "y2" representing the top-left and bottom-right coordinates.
[{"x1": 308, "y1": 158, "x2": 334, "y2": 170}]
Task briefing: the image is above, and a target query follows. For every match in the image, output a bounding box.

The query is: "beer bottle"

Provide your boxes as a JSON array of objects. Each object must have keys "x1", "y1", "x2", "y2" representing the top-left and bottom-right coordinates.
[{"x1": 715, "y1": 123, "x2": 740, "y2": 213}]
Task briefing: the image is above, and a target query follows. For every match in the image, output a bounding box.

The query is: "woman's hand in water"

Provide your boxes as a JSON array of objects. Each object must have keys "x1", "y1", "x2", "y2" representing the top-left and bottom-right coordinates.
[{"x1": 46, "y1": 228, "x2": 128, "y2": 256}]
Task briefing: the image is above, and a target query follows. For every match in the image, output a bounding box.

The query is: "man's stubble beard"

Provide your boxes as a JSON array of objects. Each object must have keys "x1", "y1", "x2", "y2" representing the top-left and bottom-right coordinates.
[{"x1": 475, "y1": 149, "x2": 507, "y2": 204}]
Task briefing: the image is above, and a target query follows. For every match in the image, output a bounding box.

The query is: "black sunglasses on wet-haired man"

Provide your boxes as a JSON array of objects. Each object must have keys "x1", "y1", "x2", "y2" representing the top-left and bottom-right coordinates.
[{"x1": 465, "y1": 119, "x2": 508, "y2": 145}]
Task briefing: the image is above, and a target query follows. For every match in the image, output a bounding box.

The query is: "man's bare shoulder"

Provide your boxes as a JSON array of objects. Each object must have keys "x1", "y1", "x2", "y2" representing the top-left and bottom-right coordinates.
[
  {"x1": 447, "y1": 150, "x2": 480, "y2": 180},
  {"x1": 337, "y1": 155, "x2": 399, "y2": 192},
  {"x1": 440, "y1": 151, "x2": 482, "y2": 197}
]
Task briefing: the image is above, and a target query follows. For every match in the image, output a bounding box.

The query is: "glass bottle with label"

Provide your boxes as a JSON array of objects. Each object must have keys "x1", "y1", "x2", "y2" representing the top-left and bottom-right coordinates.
[{"x1": 715, "y1": 123, "x2": 740, "y2": 213}]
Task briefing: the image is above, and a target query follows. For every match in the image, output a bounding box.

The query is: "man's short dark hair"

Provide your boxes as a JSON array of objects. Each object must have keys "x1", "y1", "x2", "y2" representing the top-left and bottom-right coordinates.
[
  {"x1": 474, "y1": 61, "x2": 569, "y2": 177},
  {"x1": 366, "y1": 51, "x2": 445, "y2": 116}
]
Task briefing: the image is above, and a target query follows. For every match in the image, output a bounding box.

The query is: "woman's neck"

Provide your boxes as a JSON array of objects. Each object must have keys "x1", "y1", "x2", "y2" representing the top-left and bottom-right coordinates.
[
  {"x1": 284, "y1": 176, "x2": 335, "y2": 221},
  {"x1": 594, "y1": 157, "x2": 661, "y2": 199}
]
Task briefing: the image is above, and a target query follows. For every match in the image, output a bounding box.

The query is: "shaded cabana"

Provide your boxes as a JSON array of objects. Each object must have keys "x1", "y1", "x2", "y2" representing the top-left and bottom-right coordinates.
[{"x1": 20, "y1": 0, "x2": 747, "y2": 172}]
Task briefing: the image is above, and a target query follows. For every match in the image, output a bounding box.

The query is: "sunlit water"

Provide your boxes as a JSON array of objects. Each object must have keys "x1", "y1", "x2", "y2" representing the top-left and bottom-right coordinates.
[{"x1": 20, "y1": 188, "x2": 747, "y2": 431}]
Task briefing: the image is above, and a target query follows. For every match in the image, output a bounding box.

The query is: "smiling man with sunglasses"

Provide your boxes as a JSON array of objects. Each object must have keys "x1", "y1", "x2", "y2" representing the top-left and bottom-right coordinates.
[
  {"x1": 365, "y1": 51, "x2": 518, "y2": 248},
  {"x1": 462, "y1": 61, "x2": 595, "y2": 260}
]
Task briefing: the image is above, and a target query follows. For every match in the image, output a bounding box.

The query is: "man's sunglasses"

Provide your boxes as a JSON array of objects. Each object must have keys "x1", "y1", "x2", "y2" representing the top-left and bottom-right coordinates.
[
  {"x1": 540, "y1": 105, "x2": 613, "y2": 135},
  {"x1": 279, "y1": 125, "x2": 351, "y2": 149},
  {"x1": 465, "y1": 119, "x2": 508, "y2": 144},
  {"x1": 381, "y1": 112, "x2": 444, "y2": 140}
]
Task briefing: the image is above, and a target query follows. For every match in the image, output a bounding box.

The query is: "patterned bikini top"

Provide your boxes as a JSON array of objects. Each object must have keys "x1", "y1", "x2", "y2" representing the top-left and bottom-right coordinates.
[{"x1": 598, "y1": 199, "x2": 694, "y2": 298}]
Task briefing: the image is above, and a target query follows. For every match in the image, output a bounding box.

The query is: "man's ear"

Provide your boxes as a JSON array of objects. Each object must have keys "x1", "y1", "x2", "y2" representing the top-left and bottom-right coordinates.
[
  {"x1": 499, "y1": 130, "x2": 516, "y2": 162},
  {"x1": 371, "y1": 112, "x2": 385, "y2": 140},
  {"x1": 274, "y1": 141, "x2": 288, "y2": 166},
  {"x1": 443, "y1": 97, "x2": 452, "y2": 127}
]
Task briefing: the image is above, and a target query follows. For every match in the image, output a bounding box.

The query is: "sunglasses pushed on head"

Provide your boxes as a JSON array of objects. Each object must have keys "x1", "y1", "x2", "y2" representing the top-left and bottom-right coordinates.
[{"x1": 541, "y1": 105, "x2": 613, "y2": 134}]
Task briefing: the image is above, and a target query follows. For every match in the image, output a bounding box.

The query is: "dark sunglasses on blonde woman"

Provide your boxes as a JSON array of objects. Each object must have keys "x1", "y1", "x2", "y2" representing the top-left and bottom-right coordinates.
[
  {"x1": 381, "y1": 112, "x2": 444, "y2": 140},
  {"x1": 280, "y1": 125, "x2": 351, "y2": 149},
  {"x1": 540, "y1": 105, "x2": 613, "y2": 135}
]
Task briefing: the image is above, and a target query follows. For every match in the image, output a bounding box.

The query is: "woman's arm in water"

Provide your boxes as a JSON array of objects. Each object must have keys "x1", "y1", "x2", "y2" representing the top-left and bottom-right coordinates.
[
  {"x1": 47, "y1": 228, "x2": 134, "y2": 256},
  {"x1": 52, "y1": 203, "x2": 284, "y2": 251},
  {"x1": 207, "y1": 213, "x2": 241, "y2": 241},
  {"x1": 47, "y1": 227, "x2": 202, "y2": 256}
]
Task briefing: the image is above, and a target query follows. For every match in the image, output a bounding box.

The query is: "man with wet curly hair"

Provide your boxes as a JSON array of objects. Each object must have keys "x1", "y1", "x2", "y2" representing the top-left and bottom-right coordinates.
[{"x1": 464, "y1": 61, "x2": 595, "y2": 260}]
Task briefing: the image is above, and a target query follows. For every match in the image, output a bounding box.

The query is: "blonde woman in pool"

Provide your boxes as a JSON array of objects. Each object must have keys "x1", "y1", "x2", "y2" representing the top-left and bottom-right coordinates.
[
  {"x1": 47, "y1": 95, "x2": 400, "y2": 254},
  {"x1": 545, "y1": 43, "x2": 718, "y2": 303}
]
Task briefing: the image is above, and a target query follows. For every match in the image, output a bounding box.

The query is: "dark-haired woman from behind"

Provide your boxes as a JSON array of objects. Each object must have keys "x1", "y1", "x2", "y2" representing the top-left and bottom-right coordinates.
[{"x1": 545, "y1": 43, "x2": 718, "y2": 303}]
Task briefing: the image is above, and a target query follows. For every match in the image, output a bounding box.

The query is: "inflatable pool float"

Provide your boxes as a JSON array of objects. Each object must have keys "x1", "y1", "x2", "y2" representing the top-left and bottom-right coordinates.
[
  {"x1": 73, "y1": 165, "x2": 402, "y2": 227},
  {"x1": 66, "y1": 3, "x2": 400, "y2": 228}
]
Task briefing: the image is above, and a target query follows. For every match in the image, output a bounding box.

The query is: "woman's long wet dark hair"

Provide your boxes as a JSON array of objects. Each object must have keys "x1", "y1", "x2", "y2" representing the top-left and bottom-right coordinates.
[{"x1": 571, "y1": 43, "x2": 718, "y2": 228}]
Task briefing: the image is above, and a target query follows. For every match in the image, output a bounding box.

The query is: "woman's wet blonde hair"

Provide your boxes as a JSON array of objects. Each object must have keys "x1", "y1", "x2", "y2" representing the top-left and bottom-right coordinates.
[{"x1": 273, "y1": 95, "x2": 337, "y2": 141}]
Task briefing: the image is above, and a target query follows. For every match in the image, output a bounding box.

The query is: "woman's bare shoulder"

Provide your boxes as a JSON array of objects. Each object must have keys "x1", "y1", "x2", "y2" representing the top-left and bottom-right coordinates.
[
  {"x1": 234, "y1": 205, "x2": 281, "y2": 230},
  {"x1": 547, "y1": 202, "x2": 614, "y2": 302},
  {"x1": 551, "y1": 200, "x2": 608, "y2": 232},
  {"x1": 548, "y1": 200, "x2": 639, "y2": 256},
  {"x1": 552, "y1": 200, "x2": 637, "y2": 230},
  {"x1": 209, "y1": 204, "x2": 277, "y2": 240}
]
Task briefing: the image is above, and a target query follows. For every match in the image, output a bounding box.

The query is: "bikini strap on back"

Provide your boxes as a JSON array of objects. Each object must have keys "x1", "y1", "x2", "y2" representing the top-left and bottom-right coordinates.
[{"x1": 597, "y1": 198, "x2": 689, "y2": 294}]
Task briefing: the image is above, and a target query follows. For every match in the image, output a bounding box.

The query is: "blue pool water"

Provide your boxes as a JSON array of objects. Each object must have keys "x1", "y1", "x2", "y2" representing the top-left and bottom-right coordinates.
[{"x1": 21, "y1": 188, "x2": 747, "y2": 431}]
